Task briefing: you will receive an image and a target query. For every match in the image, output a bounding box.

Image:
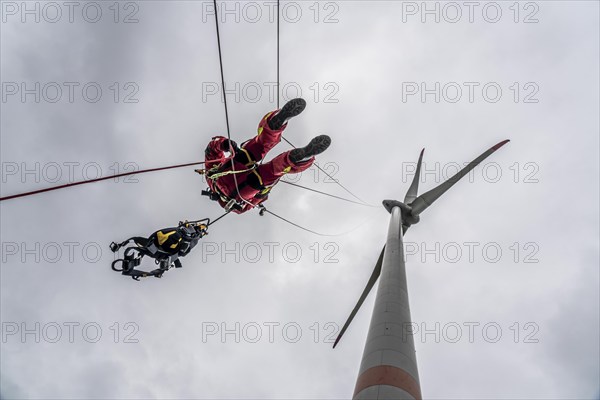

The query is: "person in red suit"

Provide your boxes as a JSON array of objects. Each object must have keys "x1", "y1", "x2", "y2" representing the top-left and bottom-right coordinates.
[{"x1": 200, "y1": 98, "x2": 331, "y2": 214}]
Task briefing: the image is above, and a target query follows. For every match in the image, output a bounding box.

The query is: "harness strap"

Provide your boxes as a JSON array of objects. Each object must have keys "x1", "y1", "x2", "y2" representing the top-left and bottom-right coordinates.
[
  {"x1": 207, "y1": 164, "x2": 257, "y2": 180},
  {"x1": 200, "y1": 145, "x2": 273, "y2": 208}
]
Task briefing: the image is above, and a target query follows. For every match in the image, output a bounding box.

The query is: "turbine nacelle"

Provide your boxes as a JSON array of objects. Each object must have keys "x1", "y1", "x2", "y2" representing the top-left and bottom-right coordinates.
[{"x1": 382, "y1": 199, "x2": 420, "y2": 229}]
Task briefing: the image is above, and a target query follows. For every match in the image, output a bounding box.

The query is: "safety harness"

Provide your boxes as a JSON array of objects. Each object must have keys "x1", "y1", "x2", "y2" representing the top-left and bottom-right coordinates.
[
  {"x1": 198, "y1": 144, "x2": 274, "y2": 213},
  {"x1": 110, "y1": 219, "x2": 209, "y2": 280}
]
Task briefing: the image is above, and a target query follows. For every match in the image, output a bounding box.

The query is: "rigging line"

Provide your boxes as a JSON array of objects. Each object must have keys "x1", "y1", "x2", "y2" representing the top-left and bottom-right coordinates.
[
  {"x1": 277, "y1": 0, "x2": 280, "y2": 109},
  {"x1": 212, "y1": 0, "x2": 231, "y2": 142},
  {"x1": 279, "y1": 180, "x2": 378, "y2": 208},
  {"x1": 260, "y1": 0, "x2": 280, "y2": 168},
  {"x1": 212, "y1": 0, "x2": 256, "y2": 210},
  {"x1": 269, "y1": 1, "x2": 367, "y2": 207},
  {"x1": 263, "y1": 208, "x2": 339, "y2": 237},
  {"x1": 212, "y1": 0, "x2": 369, "y2": 212},
  {"x1": 273, "y1": 0, "x2": 366, "y2": 210},
  {"x1": 0, "y1": 161, "x2": 206, "y2": 202},
  {"x1": 263, "y1": 208, "x2": 369, "y2": 237},
  {"x1": 280, "y1": 136, "x2": 374, "y2": 206},
  {"x1": 208, "y1": 210, "x2": 231, "y2": 226}
]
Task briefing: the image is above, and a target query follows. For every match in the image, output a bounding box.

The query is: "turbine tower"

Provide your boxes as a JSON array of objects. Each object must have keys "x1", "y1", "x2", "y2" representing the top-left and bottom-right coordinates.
[{"x1": 333, "y1": 140, "x2": 510, "y2": 400}]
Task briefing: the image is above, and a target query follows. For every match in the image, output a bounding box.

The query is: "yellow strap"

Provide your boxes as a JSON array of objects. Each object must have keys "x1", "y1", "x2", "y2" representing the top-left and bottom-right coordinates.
[
  {"x1": 157, "y1": 230, "x2": 177, "y2": 246},
  {"x1": 239, "y1": 147, "x2": 256, "y2": 167},
  {"x1": 251, "y1": 169, "x2": 264, "y2": 186},
  {"x1": 208, "y1": 165, "x2": 257, "y2": 180}
]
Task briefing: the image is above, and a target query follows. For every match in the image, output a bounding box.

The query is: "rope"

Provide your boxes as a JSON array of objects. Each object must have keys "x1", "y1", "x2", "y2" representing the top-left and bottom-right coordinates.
[
  {"x1": 277, "y1": 0, "x2": 280, "y2": 109},
  {"x1": 260, "y1": 0, "x2": 280, "y2": 168},
  {"x1": 213, "y1": 0, "x2": 231, "y2": 143},
  {"x1": 212, "y1": 0, "x2": 255, "y2": 211},
  {"x1": 263, "y1": 208, "x2": 362, "y2": 237},
  {"x1": 208, "y1": 210, "x2": 231, "y2": 226},
  {"x1": 280, "y1": 180, "x2": 377, "y2": 207},
  {"x1": 280, "y1": 137, "x2": 373, "y2": 206},
  {"x1": 0, "y1": 161, "x2": 207, "y2": 202},
  {"x1": 271, "y1": 0, "x2": 372, "y2": 210},
  {"x1": 212, "y1": 0, "x2": 374, "y2": 223},
  {"x1": 206, "y1": 164, "x2": 257, "y2": 180}
]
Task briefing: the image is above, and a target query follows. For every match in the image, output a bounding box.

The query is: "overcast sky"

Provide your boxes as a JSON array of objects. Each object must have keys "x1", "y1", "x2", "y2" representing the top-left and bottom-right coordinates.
[{"x1": 1, "y1": 1, "x2": 598, "y2": 399}]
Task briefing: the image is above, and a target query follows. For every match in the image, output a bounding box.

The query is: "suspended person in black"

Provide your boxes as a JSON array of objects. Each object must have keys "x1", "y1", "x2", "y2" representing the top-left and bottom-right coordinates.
[
  {"x1": 199, "y1": 98, "x2": 331, "y2": 213},
  {"x1": 110, "y1": 219, "x2": 209, "y2": 280}
]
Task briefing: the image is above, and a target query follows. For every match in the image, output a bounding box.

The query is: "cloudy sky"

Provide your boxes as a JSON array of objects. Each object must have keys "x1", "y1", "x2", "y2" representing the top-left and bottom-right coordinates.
[{"x1": 1, "y1": 1, "x2": 598, "y2": 399}]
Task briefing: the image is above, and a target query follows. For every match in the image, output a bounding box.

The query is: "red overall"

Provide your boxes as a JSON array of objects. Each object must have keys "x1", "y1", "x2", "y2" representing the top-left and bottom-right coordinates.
[{"x1": 204, "y1": 110, "x2": 315, "y2": 214}]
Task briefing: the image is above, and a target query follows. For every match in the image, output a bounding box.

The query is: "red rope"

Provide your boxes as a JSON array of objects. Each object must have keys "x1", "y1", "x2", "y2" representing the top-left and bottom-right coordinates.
[{"x1": 0, "y1": 161, "x2": 207, "y2": 202}]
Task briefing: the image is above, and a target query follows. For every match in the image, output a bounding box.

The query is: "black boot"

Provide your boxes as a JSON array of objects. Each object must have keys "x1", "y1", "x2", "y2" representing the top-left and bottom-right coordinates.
[
  {"x1": 268, "y1": 98, "x2": 306, "y2": 130},
  {"x1": 289, "y1": 135, "x2": 331, "y2": 163}
]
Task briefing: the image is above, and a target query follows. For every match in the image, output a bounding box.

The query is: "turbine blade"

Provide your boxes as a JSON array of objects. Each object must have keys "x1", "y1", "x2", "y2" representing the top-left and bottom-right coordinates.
[
  {"x1": 333, "y1": 245, "x2": 385, "y2": 349},
  {"x1": 410, "y1": 139, "x2": 510, "y2": 216},
  {"x1": 404, "y1": 148, "x2": 425, "y2": 204}
]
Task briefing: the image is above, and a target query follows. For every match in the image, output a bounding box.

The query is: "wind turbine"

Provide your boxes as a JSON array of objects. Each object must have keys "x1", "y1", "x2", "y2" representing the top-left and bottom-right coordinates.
[{"x1": 333, "y1": 140, "x2": 510, "y2": 400}]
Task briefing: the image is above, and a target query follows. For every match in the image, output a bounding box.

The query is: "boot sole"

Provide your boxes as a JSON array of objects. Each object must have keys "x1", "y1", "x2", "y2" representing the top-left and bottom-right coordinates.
[
  {"x1": 305, "y1": 135, "x2": 331, "y2": 157},
  {"x1": 279, "y1": 98, "x2": 306, "y2": 120}
]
